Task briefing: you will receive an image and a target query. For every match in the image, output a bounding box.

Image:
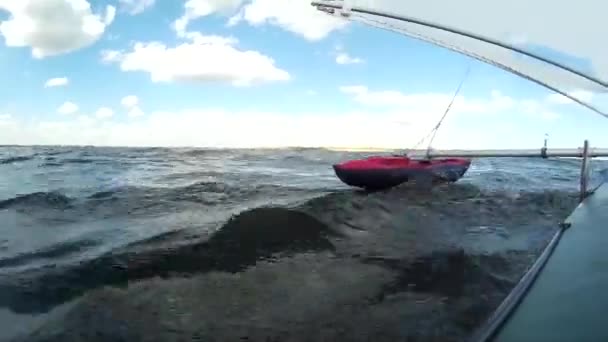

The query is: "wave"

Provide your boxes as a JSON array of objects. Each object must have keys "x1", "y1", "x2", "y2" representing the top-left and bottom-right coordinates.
[
  {"x1": 0, "y1": 155, "x2": 35, "y2": 165},
  {"x1": 158, "y1": 170, "x2": 232, "y2": 182},
  {"x1": 0, "y1": 150, "x2": 76, "y2": 165},
  {"x1": 0, "y1": 182, "x2": 326, "y2": 219},
  {"x1": 0, "y1": 239, "x2": 99, "y2": 269},
  {"x1": 0, "y1": 182, "x2": 577, "y2": 234},
  {"x1": 41, "y1": 158, "x2": 121, "y2": 168},
  {"x1": 296, "y1": 183, "x2": 577, "y2": 236},
  {"x1": 62, "y1": 158, "x2": 94, "y2": 164},
  {"x1": 364, "y1": 249, "x2": 519, "y2": 301},
  {"x1": 12, "y1": 247, "x2": 538, "y2": 342},
  {"x1": 0, "y1": 207, "x2": 337, "y2": 313},
  {"x1": 0, "y1": 192, "x2": 72, "y2": 210},
  {"x1": 3, "y1": 180, "x2": 581, "y2": 340},
  {"x1": 1, "y1": 183, "x2": 578, "y2": 316},
  {"x1": 178, "y1": 149, "x2": 221, "y2": 157}
]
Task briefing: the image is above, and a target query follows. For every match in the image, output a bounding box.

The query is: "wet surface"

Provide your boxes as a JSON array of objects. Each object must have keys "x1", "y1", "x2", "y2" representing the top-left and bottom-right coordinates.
[{"x1": 0, "y1": 146, "x2": 595, "y2": 341}]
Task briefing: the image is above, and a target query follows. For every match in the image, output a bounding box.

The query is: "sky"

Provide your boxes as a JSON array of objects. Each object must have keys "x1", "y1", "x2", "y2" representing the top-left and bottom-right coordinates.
[{"x1": 0, "y1": 0, "x2": 607, "y2": 149}]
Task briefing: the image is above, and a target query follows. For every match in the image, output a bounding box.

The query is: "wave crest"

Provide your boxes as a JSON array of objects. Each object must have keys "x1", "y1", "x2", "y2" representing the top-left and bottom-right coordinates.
[
  {"x1": 0, "y1": 192, "x2": 72, "y2": 210},
  {"x1": 0, "y1": 207, "x2": 337, "y2": 313}
]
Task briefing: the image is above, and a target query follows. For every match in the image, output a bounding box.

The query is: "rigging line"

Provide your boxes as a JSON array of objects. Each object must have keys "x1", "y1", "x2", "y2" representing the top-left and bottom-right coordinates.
[
  {"x1": 409, "y1": 125, "x2": 436, "y2": 151},
  {"x1": 406, "y1": 63, "x2": 472, "y2": 156},
  {"x1": 425, "y1": 63, "x2": 472, "y2": 157}
]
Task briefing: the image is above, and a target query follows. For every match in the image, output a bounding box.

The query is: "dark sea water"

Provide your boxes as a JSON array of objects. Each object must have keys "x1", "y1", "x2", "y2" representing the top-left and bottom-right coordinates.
[{"x1": 0, "y1": 146, "x2": 606, "y2": 341}]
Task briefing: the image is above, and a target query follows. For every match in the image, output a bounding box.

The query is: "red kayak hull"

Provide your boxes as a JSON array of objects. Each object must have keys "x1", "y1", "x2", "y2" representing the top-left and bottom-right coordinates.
[{"x1": 333, "y1": 156, "x2": 471, "y2": 190}]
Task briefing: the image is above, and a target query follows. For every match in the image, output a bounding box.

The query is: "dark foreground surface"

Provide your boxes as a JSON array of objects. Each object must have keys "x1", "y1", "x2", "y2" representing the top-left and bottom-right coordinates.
[
  {"x1": 496, "y1": 184, "x2": 608, "y2": 342},
  {"x1": 0, "y1": 146, "x2": 601, "y2": 341}
]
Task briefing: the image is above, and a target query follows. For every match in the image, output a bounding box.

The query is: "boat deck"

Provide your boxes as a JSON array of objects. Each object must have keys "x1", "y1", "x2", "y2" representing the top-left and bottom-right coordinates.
[{"x1": 493, "y1": 183, "x2": 608, "y2": 342}]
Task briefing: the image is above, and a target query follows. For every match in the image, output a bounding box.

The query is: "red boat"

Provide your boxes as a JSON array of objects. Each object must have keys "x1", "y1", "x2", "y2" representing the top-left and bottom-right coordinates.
[{"x1": 333, "y1": 156, "x2": 471, "y2": 190}]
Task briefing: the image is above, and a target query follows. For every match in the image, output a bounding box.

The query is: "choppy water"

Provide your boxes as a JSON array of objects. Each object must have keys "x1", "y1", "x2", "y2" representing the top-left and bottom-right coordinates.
[{"x1": 0, "y1": 146, "x2": 606, "y2": 341}]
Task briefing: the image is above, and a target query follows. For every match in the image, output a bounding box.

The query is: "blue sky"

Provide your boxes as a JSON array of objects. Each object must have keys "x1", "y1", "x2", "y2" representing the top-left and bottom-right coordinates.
[{"x1": 0, "y1": 0, "x2": 607, "y2": 149}]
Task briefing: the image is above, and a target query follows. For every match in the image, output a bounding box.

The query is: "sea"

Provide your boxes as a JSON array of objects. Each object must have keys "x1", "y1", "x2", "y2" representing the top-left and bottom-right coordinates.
[{"x1": 0, "y1": 145, "x2": 606, "y2": 342}]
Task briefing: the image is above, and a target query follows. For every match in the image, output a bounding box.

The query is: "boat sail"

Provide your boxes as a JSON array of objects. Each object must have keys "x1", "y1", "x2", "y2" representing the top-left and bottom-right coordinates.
[{"x1": 311, "y1": 0, "x2": 608, "y2": 117}]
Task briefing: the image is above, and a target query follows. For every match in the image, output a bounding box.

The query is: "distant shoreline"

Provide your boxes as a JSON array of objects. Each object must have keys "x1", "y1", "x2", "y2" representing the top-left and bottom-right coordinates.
[
  {"x1": 0, "y1": 144, "x2": 401, "y2": 152},
  {"x1": 3, "y1": 145, "x2": 607, "y2": 157}
]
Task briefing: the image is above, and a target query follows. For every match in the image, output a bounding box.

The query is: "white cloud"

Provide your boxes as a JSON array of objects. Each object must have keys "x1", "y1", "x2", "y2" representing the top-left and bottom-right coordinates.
[
  {"x1": 0, "y1": 0, "x2": 116, "y2": 58},
  {"x1": 95, "y1": 107, "x2": 114, "y2": 119},
  {"x1": 102, "y1": 34, "x2": 290, "y2": 86},
  {"x1": 333, "y1": 45, "x2": 364, "y2": 65},
  {"x1": 128, "y1": 107, "x2": 145, "y2": 118},
  {"x1": 44, "y1": 77, "x2": 69, "y2": 88},
  {"x1": 101, "y1": 50, "x2": 122, "y2": 62},
  {"x1": 119, "y1": 0, "x2": 155, "y2": 15},
  {"x1": 546, "y1": 89, "x2": 595, "y2": 105},
  {"x1": 339, "y1": 85, "x2": 562, "y2": 123},
  {"x1": 1, "y1": 88, "x2": 569, "y2": 149},
  {"x1": 171, "y1": 0, "x2": 347, "y2": 41},
  {"x1": 521, "y1": 99, "x2": 559, "y2": 120},
  {"x1": 340, "y1": 85, "x2": 515, "y2": 116},
  {"x1": 0, "y1": 114, "x2": 11, "y2": 120},
  {"x1": 0, "y1": 108, "x2": 426, "y2": 148},
  {"x1": 121, "y1": 95, "x2": 144, "y2": 117},
  {"x1": 57, "y1": 101, "x2": 79, "y2": 115},
  {"x1": 105, "y1": 5, "x2": 116, "y2": 24},
  {"x1": 173, "y1": 0, "x2": 244, "y2": 36},
  {"x1": 121, "y1": 95, "x2": 139, "y2": 109},
  {"x1": 228, "y1": 0, "x2": 348, "y2": 41},
  {"x1": 335, "y1": 52, "x2": 363, "y2": 65}
]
